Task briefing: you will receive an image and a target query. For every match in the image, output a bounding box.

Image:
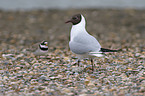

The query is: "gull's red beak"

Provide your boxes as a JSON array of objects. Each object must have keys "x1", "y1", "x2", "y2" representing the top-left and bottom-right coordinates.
[{"x1": 65, "y1": 20, "x2": 72, "y2": 23}]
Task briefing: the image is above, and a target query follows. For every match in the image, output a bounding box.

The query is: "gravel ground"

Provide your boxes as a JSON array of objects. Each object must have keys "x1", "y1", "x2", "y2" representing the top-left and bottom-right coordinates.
[{"x1": 0, "y1": 9, "x2": 145, "y2": 96}]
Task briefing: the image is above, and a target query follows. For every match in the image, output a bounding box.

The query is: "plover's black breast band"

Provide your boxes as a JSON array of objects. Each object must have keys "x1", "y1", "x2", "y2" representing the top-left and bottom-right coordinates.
[
  {"x1": 39, "y1": 45, "x2": 48, "y2": 51},
  {"x1": 40, "y1": 47, "x2": 48, "y2": 51}
]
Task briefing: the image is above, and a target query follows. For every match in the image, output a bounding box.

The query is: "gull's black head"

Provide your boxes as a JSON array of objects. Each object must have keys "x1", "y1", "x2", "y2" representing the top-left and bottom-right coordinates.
[{"x1": 65, "y1": 14, "x2": 81, "y2": 25}]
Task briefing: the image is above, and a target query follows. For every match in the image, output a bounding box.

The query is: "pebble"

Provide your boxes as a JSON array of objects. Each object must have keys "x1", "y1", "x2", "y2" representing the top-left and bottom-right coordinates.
[
  {"x1": 62, "y1": 88, "x2": 71, "y2": 93},
  {"x1": 79, "y1": 94, "x2": 88, "y2": 96}
]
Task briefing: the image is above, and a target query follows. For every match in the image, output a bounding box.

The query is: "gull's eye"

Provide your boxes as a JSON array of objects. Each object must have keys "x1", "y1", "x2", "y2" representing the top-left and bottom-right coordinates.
[{"x1": 72, "y1": 17, "x2": 77, "y2": 20}]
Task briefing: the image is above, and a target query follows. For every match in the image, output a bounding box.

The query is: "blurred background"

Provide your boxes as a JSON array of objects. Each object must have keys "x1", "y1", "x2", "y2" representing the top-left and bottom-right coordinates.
[
  {"x1": 0, "y1": 0, "x2": 145, "y2": 10},
  {"x1": 0, "y1": 0, "x2": 145, "y2": 48}
]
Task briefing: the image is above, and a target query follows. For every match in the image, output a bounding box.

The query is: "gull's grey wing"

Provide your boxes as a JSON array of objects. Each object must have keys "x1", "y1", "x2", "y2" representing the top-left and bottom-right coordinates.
[
  {"x1": 69, "y1": 33, "x2": 101, "y2": 54},
  {"x1": 74, "y1": 33, "x2": 101, "y2": 47},
  {"x1": 69, "y1": 41, "x2": 94, "y2": 54}
]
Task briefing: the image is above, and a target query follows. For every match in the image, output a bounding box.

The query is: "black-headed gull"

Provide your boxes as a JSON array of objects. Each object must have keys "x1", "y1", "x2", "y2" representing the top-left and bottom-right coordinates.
[{"x1": 66, "y1": 14, "x2": 121, "y2": 71}]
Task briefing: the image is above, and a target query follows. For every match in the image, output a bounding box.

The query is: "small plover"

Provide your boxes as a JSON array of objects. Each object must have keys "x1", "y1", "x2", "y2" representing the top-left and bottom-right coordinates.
[{"x1": 32, "y1": 41, "x2": 48, "y2": 56}]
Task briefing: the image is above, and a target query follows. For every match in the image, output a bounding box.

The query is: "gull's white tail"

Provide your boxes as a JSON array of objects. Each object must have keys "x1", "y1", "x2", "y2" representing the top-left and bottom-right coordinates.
[{"x1": 89, "y1": 52, "x2": 104, "y2": 57}]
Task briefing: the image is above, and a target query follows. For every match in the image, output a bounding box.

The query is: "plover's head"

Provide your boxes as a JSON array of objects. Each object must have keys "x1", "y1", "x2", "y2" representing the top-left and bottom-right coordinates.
[
  {"x1": 65, "y1": 14, "x2": 82, "y2": 25},
  {"x1": 39, "y1": 41, "x2": 48, "y2": 51}
]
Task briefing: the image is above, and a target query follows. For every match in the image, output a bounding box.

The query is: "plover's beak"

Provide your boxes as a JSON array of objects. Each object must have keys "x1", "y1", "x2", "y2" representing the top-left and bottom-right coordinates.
[{"x1": 65, "y1": 20, "x2": 72, "y2": 23}]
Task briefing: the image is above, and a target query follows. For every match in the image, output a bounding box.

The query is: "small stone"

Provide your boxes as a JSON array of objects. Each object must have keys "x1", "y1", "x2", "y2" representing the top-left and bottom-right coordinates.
[
  {"x1": 72, "y1": 67, "x2": 83, "y2": 72},
  {"x1": 16, "y1": 54, "x2": 24, "y2": 58},
  {"x1": 66, "y1": 93, "x2": 74, "y2": 95},
  {"x1": 62, "y1": 88, "x2": 71, "y2": 93},
  {"x1": 79, "y1": 94, "x2": 88, "y2": 96},
  {"x1": 3, "y1": 76, "x2": 8, "y2": 80},
  {"x1": 2, "y1": 54, "x2": 13, "y2": 58},
  {"x1": 133, "y1": 93, "x2": 144, "y2": 96},
  {"x1": 64, "y1": 57, "x2": 69, "y2": 61},
  {"x1": 84, "y1": 79, "x2": 90, "y2": 85},
  {"x1": 109, "y1": 88, "x2": 117, "y2": 91},
  {"x1": 88, "y1": 82, "x2": 95, "y2": 87},
  {"x1": 135, "y1": 53, "x2": 140, "y2": 57},
  {"x1": 15, "y1": 67, "x2": 21, "y2": 70},
  {"x1": 49, "y1": 77, "x2": 55, "y2": 79}
]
